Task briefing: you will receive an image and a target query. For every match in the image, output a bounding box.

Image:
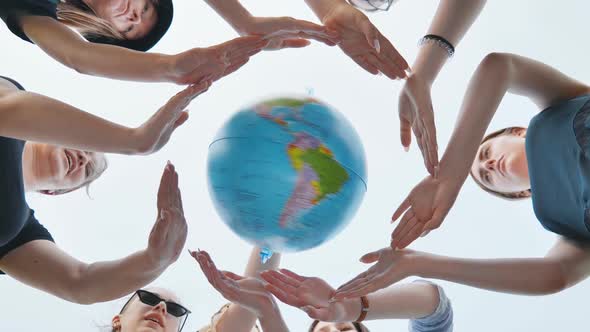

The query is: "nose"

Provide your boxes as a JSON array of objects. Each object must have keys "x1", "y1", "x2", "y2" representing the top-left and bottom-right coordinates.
[
  {"x1": 154, "y1": 301, "x2": 167, "y2": 314},
  {"x1": 127, "y1": 8, "x2": 141, "y2": 23},
  {"x1": 484, "y1": 158, "x2": 496, "y2": 171},
  {"x1": 76, "y1": 151, "x2": 89, "y2": 167}
]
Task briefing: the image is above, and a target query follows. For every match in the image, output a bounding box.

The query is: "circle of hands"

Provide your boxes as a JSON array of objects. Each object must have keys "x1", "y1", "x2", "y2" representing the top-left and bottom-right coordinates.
[{"x1": 191, "y1": 249, "x2": 421, "y2": 322}]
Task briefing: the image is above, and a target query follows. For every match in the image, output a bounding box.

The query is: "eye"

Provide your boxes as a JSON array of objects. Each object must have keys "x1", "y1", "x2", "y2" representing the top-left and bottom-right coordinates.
[
  {"x1": 143, "y1": 3, "x2": 149, "y2": 13},
  {"x1": 125, "y1": 26, "x2": 134, "y2": 33},
  {"x1": 484, "y1": 171, "x2": 491, "y2": 183},
  {"x1": 485, "y1": 146, "x2": 490, "y2": 159}
]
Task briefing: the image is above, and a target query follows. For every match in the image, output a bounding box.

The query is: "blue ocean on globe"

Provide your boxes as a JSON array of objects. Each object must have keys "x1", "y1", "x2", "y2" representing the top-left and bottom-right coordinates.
[{"x1": 207, "y1": 97, "x2": 367, "y2": 260}]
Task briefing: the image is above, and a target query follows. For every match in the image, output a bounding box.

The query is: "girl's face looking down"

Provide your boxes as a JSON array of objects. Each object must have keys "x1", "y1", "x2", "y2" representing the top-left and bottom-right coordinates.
[
  {"x1": 114, "y1": 288, "x2": 185, "y2": 332},
  {"x1": 470, "y1": 128, "x2": 530, "y2": 196},
  {"x1": 87, "y1": 0, "x2": 158, "y2": 39}
]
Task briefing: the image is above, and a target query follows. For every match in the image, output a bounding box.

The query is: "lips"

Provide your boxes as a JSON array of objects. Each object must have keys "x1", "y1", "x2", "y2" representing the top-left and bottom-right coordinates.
[
  {"x1": 498, "y1": 155, "x2": 507, "y2": 176},
  {"x1": 144, "y1": 312, "x2": 165, "y2": 329}
]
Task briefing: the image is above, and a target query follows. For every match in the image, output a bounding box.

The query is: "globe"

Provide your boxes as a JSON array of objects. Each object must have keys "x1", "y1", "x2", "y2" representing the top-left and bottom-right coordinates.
[{"x1": 207, "y1": 97, "x2": 367, "y2": 261}]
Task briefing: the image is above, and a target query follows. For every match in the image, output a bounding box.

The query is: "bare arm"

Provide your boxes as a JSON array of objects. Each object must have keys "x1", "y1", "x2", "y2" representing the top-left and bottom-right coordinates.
[
  {"x1": 417, "y1": 237, "x2": 590, "y2": 295},
  {"x1": 21, "y1": 16, "x2": 174, "y2": 82},
  {"x1": 439, "y1": 52, "x2": 590, "y2": 184},
  {"x1": 412, "y1": 0, "x2": 487, "y2": 84},
  {"x1": 0, "y1": 240, "x2": 164, "y2": 304},
  {"x1": 217, "y1": 248, "x2": 281, "y2": 332},
  {"x1": 0, "y1": 81, "x2": 208, "y2": 155}
]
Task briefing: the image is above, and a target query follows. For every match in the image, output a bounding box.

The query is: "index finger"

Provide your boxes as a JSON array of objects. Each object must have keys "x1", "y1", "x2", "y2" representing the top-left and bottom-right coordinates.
[{"x1": 391, "y1": 195, "x2": 411, "y2": 222}]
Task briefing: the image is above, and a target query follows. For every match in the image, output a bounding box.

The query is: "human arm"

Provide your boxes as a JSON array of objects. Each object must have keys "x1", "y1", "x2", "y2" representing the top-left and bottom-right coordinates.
[
  {"x1": 399, "y1": 0, "x2": 487, "y2": 175},
  {"x1": 304, "y1": 0, "x2": 408, "y2": 79},
  {"x1": 204, "y1": 0, "x2": 339, "y2": 50},
  {"x1": 391, "y1": 53, "x2": 590, "y2": 248},
  {"x1": 0, "y1": 81, "x2": 209, "y2": 155},
  {"x1": 192, "y1": 250, "x2": 290, "y2": 332},
  {"x1": 261, "y1": 269, "x2": 438, "y2": 322},
  {"x1": 20, "y1": 16, "x2": 266, "y2": 84},
  {"x1": 0, "y1": 163, "x2": 188, "y2": 304},
  {"x1": 215, "y1": 248, "x2": 282, "y2": 332},
  {"x1": 335, "y1": 237, "x2": 590, "y2": 299}
]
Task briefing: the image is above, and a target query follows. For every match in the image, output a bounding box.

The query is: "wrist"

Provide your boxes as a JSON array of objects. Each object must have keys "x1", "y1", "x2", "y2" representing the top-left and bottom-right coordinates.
[
  {"x1": 411, "y1": 42, "x2": 450, "y2": 85},
  {"x1": 141, "y1": 248, "x2": 170, "y2": 273},
  {"x1": 412, "y1": 252, "x2": 437, "y2": 278},
  {"x1": 161, "y1": 53, "x2": 181, "y2": 83},
  {"x1": 341, "y1": 297, "x2": 363, "y2": 321}
]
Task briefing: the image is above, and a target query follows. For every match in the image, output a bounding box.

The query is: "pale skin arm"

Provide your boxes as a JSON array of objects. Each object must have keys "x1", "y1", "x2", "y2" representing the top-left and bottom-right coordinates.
[
  {"x1": 0, "y1": 80, "x2": 209, "y2": 155},
  {"x1": 399, "y1": 0, "x2": 487, "y2": 174},
  {"x1": 20, "y1": 16, "x2": 267, "y2": 84},
  {"x1": 415, "y1": 238, "x2": 590, "y2": 295},
  {"x1": 217, "y1": 248, "x2": 282, "y2": 332},
  {"x1": 204, "y1": 0, "x2": 339, "y2": 49},
  {"x1": 334, "y1": 238, "x2": 590, "y2": 299},
  {"x1": 0, "y1": 241, "x2": 164, "y2": 304},
  {"x1": 0, "y1": 163, "x2": 188, "y2": 304},
  {"x1": 391, "y1": 53, "x2": 590, "y2": 249}
]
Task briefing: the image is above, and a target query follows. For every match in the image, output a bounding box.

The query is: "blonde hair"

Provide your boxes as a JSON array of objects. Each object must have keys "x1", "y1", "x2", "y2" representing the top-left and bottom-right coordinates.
[
  {"x1": 56, "y1": 0, "x2": 124, "y2": 41},
  {"x1": 469, "y1": 126, "x2": 531, "y2": 201}
]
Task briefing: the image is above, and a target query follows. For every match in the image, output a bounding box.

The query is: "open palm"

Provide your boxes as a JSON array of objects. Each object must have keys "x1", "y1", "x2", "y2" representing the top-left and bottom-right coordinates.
[{"x1": 322, "y1": 3, "x2": 408, "y2": 79}]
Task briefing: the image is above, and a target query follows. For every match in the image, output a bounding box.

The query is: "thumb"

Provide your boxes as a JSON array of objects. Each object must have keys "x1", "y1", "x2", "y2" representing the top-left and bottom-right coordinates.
[
  {"x1": 359, "y1": 250, "x2": 380, "y2": 263},
  {"x1": 279, "y1": 39, "x2": 311, "y2": 49},
  {"x1": 399, "y1": 118, "x2": 412, "y2": 151},
  {"x1": 173, "y1": 111, "x2": 189, "y2": 129},
  {"x1": 301, "y1": 306, "x2": 328, "y2": 320}
]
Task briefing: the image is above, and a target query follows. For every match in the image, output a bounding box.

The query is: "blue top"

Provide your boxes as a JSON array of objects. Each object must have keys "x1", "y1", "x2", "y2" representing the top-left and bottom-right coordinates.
[
  {"x1": 526, "y1": 94, "x2": 590, "y2": 242},
  {"x1": 409, "y1": 280, "x2": 453, "y2": 332}
]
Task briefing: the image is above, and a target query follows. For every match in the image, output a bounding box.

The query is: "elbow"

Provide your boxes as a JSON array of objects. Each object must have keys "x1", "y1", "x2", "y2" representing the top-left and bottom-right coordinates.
[
  {"x1": 64, "y1": 264, "x2": 99, "y2": 305},
  {"x1": 535, "y1": 263, "x2": 569, "y2": 295}
]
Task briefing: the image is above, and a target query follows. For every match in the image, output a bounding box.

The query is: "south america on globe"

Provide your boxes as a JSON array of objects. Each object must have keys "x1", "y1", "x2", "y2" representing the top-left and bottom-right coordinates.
[{"x1": 207, "y1": 97, "x2": 367, "y2": 262}]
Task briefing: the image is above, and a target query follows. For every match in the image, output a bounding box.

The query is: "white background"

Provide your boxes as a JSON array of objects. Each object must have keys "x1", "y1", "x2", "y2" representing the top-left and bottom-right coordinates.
[{"x1": 1, "y1": 1, "x2": 589, "y2": 331}]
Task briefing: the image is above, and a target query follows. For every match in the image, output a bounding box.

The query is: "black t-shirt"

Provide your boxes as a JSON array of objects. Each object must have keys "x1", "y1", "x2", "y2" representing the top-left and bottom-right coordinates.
[
  {"x1": 0, "y1": 0, "x2": 58, "y2": 43},
  {"x1": 0, "y1": 79, "x2": 54, "y2": 274}
]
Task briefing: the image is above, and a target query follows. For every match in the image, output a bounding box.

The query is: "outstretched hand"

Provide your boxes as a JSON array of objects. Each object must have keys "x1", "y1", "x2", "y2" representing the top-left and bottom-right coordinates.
[
  {"x1": 399, "y1": 74, "x2": 438, "y2": 175},
  {"x1": 135, "y1": 81, "x2": 211, "y2": 155},
  {"x1": 390, "y1": 175, "x2": 460, "y2": 249},
  {"x1": 191, "y1": 250, "x2": 276, "y2": 317},
  {"x1": 321, "y1": 3, "x2": 408, "y2": 79},
  {"x1": 261, "y1": 269, "x2": 354, "y2": 322},
  {"x1": 239, "y1": 16, "x2": 340, "y2": 50},
  {"x1": 146, "y1": 162, "x2": 188, "y2": 270},
  {"x1": 172, "y1": 36, "x2": 268, "y2": 84},
  {"x1": 333, "y1": 247, "x2": 420, "y2": 300}
]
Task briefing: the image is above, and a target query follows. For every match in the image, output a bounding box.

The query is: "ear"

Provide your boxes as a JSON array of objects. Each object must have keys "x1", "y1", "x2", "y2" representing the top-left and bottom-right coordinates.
[
  {"x1": 112, "y1": 315, "x2": 121, "y2": 331},
  {"x1": 507, "y1": 127, "x2": 527, "y2": 138}
]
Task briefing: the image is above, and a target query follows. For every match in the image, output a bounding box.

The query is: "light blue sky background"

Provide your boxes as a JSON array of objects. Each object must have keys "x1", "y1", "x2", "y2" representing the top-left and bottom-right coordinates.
[{"x1": 1, "y1": 1, "x2": 588, "y2": 331}]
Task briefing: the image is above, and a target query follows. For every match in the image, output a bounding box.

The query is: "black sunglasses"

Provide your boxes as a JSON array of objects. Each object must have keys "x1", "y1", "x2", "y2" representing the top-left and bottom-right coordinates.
[{"x1": 120, "y1": 290, "x2": 191, "y2": 331}]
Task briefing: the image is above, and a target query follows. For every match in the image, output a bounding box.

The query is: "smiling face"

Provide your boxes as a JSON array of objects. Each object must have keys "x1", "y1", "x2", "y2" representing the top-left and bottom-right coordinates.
[
  {"x1": 114, "y1": 288, "x2": 184, "y2": 332},
  {"x1": 470, "y1": 127, "x2": 531, "y2": 197},
  {"x1": 25, "y1": 142, "x2": 107, "y2": 194},
  {"x1": 88, "y1": 0, "x2": 158, "y2": 39}
]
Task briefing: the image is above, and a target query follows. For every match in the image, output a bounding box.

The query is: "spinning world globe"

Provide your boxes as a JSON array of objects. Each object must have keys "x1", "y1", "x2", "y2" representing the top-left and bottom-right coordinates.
[{"x1": 207, "y1": 97, "x2": 367, "y2": 261}]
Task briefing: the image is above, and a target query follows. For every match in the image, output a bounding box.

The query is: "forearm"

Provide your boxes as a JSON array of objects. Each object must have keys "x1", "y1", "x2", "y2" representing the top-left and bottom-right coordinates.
[
  {"x1": 258, "y1": 303, "x2": 290, "y2": 332},
  {"x1": 21, "y1": 16, "x2": 174, "y2": 82},
  {"x1": 437, "y1": 53, "x2": 511, "y2": 183},
  {"x1": 204, "y1": 0, "x2": 253, "y2": 33},
  {"x1": 218, "y1": 249, "x2": 282, "y2": 332},
  {"x1": 416, "y1": 253, "x2": 566, "y2": 295},
  {"x1": 0, "y1": 91, "x2": 140, "y2": 154},
  {"x1": 304, "y1": 0, "x2": 348, "y2": 23},
  {"x1": 413, "y1": 0, "x2": 486, "y2": 83},
  {"x1": 76, "y1": 250, "x2": 165, "y2": 304}
]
